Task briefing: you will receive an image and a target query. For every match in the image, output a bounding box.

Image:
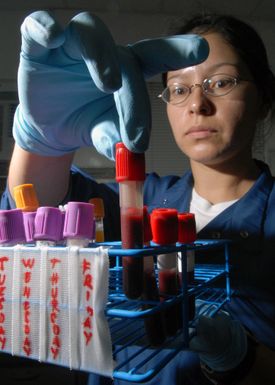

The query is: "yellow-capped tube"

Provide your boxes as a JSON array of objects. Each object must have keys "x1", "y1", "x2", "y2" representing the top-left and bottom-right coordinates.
[{"x1": 89, "y1": 198, "x2": 105, "y2": 242}]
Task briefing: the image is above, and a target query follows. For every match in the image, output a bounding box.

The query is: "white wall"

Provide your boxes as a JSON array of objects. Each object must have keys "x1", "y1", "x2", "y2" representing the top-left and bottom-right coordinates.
[{"x1": 0, "y1": 9, "x2": 274, "y2": 177}]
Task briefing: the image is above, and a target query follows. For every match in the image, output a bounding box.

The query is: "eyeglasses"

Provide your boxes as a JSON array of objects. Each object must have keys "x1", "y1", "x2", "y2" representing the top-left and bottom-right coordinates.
[{"x1": 158, "y1": 74, "x2": 243, "y2": 105}]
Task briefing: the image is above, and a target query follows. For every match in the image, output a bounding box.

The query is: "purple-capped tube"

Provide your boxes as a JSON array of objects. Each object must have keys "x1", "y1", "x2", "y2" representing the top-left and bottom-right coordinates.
[
  {"x1": 0, "y1": 209, "x2": 26, "y2": 246},
  {"x1": 34, "y1": 206, "x2": 63, "y2": 246},
  {"x1": 63, "y1": 202, "x2": 94, "y2": 247},
  {"x1": 23, "y1": 211, "x2": 36, "y2": 243}
]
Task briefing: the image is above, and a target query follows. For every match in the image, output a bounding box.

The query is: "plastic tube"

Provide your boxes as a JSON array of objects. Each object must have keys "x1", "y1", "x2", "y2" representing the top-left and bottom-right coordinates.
[
  {"x1": 142, "y1": 206, "x2": 166, "y2": 346},
  {"x1": 13, "y1": 183, "x2": 39, "y2": 213},
  {"x1": 116, "y1": 143, "x2": 145, "y2": 299},
  {"x1": 89, "y1": 198, "x2": 105, "y2": 242},
  {"x1": 0, "y1": 209, "x2": 26, "y2": 246},
  {"x1": 63, "y1": 202, "x2": 94, "y2": 248},
  {"x1": 13, "y1": 183, "x2": 39, "y2": 244},
  {"x1": 34, "y1": 207, "x2": 64, "y2": 246},
  {"x1": 178, "y1": 213, "x2": 197, "y2": 321},
  {"x1": 151, "y1": 208, "x2": 180, "y2": 336}
]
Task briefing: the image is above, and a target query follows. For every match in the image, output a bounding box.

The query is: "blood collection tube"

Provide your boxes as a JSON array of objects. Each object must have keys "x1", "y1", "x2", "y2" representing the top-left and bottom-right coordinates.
[
  {"x1": 142, "y1": 206, "x2": 166, "y2": 346},
  {"x1": 0, "y1": 209, "x2": 26, "y2": 246},
  {"x1": 63, "y1": 202, "x2": 94, "y2": 247},
  {"x1": 34, "y1": 207, "x2": 64, "y2": 246},
  {"x1": 178, "y1": 212, "x2": 197, "y2": 321},
  {"x1": 13, "y1": 183, "x2": 39, "y2": 244},
  {"x1": 116, "y1": 142, "x2": 145, "y2": 299},
  {"x1": 151, "y1": 208, "x2": 180, "y2": 336},
  {"x1": 89, "y1": 198, "x2": 105, "y2": 242}
]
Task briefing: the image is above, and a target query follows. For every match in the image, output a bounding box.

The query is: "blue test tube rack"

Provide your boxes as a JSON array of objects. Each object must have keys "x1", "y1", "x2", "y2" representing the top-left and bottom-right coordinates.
[{"x1": 104, "y1": 238, "x2": 231, "y2": 383}]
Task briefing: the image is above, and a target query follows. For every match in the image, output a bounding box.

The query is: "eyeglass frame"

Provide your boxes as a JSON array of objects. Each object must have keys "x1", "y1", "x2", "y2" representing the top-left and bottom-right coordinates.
[{"x1": 158, "y1": 73, "x2": 247, "y2": 105}]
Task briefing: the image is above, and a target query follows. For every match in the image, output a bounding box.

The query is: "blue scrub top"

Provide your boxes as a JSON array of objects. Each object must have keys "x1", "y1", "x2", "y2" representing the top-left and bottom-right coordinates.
[{"x1": 1, "y1": 159, "x2": 274, "y2": 385}]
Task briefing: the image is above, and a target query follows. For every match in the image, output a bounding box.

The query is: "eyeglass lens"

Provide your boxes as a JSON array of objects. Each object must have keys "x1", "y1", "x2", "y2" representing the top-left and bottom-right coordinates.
[{"x1": 161, "y1": 74, "x2": 238, "y2": 104}]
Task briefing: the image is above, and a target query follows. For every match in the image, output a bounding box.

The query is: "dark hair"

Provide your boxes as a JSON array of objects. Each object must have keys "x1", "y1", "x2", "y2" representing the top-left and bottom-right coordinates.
[{"x1": 163, "y1": 14, "x2": 275, "y2": 115}]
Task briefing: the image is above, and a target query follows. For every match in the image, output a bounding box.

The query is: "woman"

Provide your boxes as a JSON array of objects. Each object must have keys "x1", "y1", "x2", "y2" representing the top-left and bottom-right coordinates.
[
  {"x1": 1, "y1": 12, "x2": 275, "y2": 385},
  {"x1": 151, "y1": 14, "x2": 275, "y2": 384}
]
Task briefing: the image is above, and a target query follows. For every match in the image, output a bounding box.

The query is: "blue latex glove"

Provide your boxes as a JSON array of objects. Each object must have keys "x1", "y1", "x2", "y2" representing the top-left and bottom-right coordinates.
[
  {"x1": 189, "y1": 310, "x2": 247, "y2": 372},
  {"x1": 13, "y1": 11, "x2": 209, "y2": 160}
]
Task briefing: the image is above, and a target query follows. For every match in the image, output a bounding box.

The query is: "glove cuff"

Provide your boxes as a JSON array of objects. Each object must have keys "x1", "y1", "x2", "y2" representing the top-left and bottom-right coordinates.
[
  {"x1": 199, "y1": 316, "x2": 248, "y2": 372},
  {"x1": 200, "y1": 331, "x2": 258, "y2": 385}
]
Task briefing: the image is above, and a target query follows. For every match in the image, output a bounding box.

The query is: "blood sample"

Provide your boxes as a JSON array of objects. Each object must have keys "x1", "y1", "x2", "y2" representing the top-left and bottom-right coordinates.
[
  {"x1": 178, "y1": 212, "x2": 197, "y2": 321},
  {"x1": 142, "y1": 206, "x2": 166, "y2": 346},
  {"x1": 89, "y1": 198, "x2": 105, "y2": 242},
  {"x1": 151, "y1": 208, "x2": 180, "y2": 336},
  {"x1": 116, "y1": 142, "x2": 145, "y2": 299}
]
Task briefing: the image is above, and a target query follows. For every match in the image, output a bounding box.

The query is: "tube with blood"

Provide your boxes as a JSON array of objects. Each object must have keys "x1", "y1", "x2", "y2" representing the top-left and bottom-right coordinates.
[
  {"x1": 151, "y1": 208, "x2": 180, "y2": 336},
  {"x1": 142, "y1": 206, "x2": 166, "y2": 346},
  {"x1": 178, "y1": 212, "x2": 197, "y2": 321},
  {"x1": 116, "y1": 143, "x2": 145, "y2": 299}
]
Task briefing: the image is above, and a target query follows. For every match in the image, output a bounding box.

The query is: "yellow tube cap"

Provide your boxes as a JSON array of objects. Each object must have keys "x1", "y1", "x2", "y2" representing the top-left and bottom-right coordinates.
[{"x1": 13, "y1": 183, "x2": 39, "y2": 212}]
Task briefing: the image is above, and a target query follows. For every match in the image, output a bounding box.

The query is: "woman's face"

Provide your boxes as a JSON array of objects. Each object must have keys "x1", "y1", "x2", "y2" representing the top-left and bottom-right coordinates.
[{"x1": 166, "y1": 32, "x2": 261, "y2": 167}]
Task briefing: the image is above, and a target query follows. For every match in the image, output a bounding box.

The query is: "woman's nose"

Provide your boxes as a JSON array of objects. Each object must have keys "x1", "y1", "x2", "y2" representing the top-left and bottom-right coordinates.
[{"x1": 188, "y1": 86, "x2": 214, "y2": 115}]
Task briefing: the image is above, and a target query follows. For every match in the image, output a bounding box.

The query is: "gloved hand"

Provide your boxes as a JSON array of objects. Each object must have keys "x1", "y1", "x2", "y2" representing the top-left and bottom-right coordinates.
[
  {"x1": 13, "y1": 10, "x2": 209, "y2": 160},
  {"x1": 189, "y1": 310, "x2": 247, "y2": 372}
]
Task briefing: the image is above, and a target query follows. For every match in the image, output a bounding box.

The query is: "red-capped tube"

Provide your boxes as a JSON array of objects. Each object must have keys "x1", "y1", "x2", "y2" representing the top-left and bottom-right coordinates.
[
  {"x1": 116, "y1": 143, "x2": 145, "y2": 299},
  {"x1": 178, "y1": 212, "x2": 196, "y2": 243},
  {"x1": 178, "y1": 212, "x2": 197, "y2": 321},
  {"x1": 142, "y1": 206, "x2": 166, "y2": 346},
  {"x1": 151, "y1": 208, "x2": 178, "y2": 245},
  {"x1": 151, "y1": 208, "x2": 180, "y2": 336}
]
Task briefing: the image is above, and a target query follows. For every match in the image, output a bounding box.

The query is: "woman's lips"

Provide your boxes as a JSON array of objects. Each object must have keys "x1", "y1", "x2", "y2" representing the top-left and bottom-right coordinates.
[{"x1": 185, "y1": 126, "x2": 217, "y2": 138}]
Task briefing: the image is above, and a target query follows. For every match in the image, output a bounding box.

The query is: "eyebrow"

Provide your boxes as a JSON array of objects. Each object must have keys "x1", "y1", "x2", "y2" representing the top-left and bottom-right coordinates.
[{"x1": 167, "y1": 62, "x2": 240, "y2": 82}]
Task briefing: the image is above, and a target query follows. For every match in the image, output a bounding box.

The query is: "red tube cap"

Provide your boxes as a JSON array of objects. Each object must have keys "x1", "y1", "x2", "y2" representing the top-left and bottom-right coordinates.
[
  {"x1": 151, "y1": 208, "x2": 178, "y2": 245},
  {"x1": 178, "y1": 212, "x2": 196, "y2": 243},
  {"x1": 115, "y1": 142, "x2": 145, "y2": 182}
]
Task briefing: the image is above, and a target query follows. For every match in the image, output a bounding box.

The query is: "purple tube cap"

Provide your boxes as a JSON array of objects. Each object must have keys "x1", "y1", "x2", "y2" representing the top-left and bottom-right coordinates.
[
  {"x1": 34, "y1": 207, "x2": 63, "y2": 242},
  {"x1": 63, "y1": 202, "x2": 94, "y2": 240},
  {"x1": 23, "y1": 211, "x2": 36, "y2": 243},
  {"x1": 0, "y1": 209, "x2": 26, "y2": 245}
]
